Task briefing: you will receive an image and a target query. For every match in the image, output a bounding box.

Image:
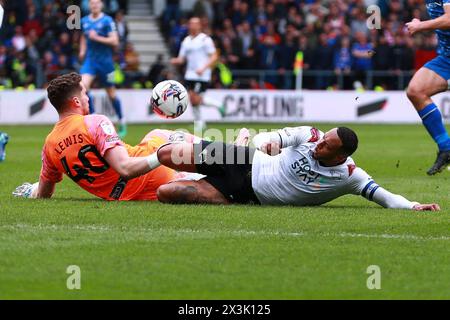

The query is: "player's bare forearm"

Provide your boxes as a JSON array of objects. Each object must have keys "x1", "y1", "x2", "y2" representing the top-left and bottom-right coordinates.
[
  {"x1": 406, "y1": 7, "x2": 450, "y2": 34},
  {"x1": 79, "y1": 35, "x2": 87, "y2": 60},
  {"x1": 170, "y1": 57, "x2": 185, "y2": 65},
  {"x1": 119, "y1": 157, "x2": 156, "y2": 180},
  {"x1": 198, "y1": 52, "x2": 218, "y2": 74},
  {"x1": 36, "y1": 179, "x2": 55, "y2": 199},
  {"x1": 104, "y1": 146, "x2": 156, "y2": 180},
  {"x1": 92, "y1": 35, "x2": 119, "y2": 47},
  {"x1": 419, "y1": 15, "x2": 450, "y2": 31}
]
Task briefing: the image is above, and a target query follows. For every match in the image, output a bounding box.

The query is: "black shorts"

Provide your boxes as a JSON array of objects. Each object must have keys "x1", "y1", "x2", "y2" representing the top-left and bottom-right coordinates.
[
  {"x1": 184, "y1": 80, "x2": 209, "y2": 94},
  {"x1": 194, "y1": 141, "x2": 260, "y2": 204}
]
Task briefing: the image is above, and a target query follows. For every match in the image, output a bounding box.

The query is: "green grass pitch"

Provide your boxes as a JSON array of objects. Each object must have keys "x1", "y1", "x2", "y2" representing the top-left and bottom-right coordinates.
[{"x1": 0, "y1": 123, "x2": 448, "y2": 299}]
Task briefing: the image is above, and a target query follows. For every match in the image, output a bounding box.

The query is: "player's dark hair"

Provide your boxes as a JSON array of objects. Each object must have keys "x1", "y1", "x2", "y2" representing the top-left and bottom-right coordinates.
[
  {"x1": 337, "y1": 127, "x2": 358, "y2": 156},
  {"x1": 47, "y1": 72, "x2": 82, "y2": 112}
]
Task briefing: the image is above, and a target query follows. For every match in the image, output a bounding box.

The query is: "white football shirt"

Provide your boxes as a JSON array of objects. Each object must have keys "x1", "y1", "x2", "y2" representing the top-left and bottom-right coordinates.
[
  {"x1": 251, "y1": 127, "x2": 374, "y2": 206},
  {"x1": 178, "y1": 33, "x2": 216, "y2": 82}
]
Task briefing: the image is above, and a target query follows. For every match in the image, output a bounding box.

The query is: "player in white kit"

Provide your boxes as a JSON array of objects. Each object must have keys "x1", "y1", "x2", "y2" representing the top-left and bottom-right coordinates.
[
  {"x1": 170, "y1": 17, "x2": 225, "y2": 132},
  {"x1": 148, "y1": 126, "x2": 440, "y2": 211}
]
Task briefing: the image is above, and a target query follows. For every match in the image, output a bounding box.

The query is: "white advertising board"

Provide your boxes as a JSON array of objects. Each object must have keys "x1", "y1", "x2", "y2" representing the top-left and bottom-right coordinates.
[{"x1": 1, "y1": 89, "x2": 449, "y2": 124}]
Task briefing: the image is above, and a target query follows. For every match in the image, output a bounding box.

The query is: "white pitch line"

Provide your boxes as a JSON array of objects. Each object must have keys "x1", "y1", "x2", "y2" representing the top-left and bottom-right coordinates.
[{"x1": 0, "y1": 223, "x2": 448, "y2": 242}]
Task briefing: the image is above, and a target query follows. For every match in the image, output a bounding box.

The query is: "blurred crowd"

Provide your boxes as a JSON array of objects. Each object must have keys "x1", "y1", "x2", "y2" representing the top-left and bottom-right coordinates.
[
  {"x1": 163, "y1": 0, "x2": 438, "y2": 90},
  {"x1": 0, "y1": 0, "x2": 441, "y2": 91},
  {"x1": 0, "y1": 0, "x2": 141, "y2": 90}
]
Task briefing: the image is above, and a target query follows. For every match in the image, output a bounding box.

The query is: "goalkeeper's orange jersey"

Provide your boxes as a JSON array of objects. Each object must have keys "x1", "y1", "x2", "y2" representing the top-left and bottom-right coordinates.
[{"x1": 40, "y1": 114, "x2": 175, "y2": 200}]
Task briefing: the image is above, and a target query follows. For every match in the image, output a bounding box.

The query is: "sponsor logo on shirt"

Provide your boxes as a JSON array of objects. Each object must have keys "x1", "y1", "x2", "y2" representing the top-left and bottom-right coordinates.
[{"x1": 291, "y1": 156, "x2": 320, "y2": 184}]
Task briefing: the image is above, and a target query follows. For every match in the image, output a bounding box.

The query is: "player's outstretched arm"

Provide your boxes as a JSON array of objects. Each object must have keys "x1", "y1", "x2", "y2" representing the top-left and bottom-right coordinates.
[
  {"x1": 12, "y1": 179, "x2": 55, "y2": 199},
  {"x1": 368, "y1": 186, "x2": 440, "y2": 211},
  {"x1": 170, "y1": 56, "x2": 185, "y2": 65},
  {"x1": 406, "y1": 4, "x2": 450, "y2": 35},
  {"x1": 253, "y1": 126, "x2": 323, "y2": 155},
  {"x1": 104, "y1": 145, "x2": 160, "y2": 180},
  {"x1": 350, "y1": 169, "x2": 440, "y2": 211},
  {"x1": 36, "y1": 179, "x2": 56, "y2": 198}
]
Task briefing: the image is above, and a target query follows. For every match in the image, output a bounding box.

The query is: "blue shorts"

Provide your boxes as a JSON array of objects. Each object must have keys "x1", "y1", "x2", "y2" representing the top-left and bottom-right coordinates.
[
  {"x1": 424, "y1": 55, "x2": 450, "y2": 86},
  {"x1": 80, "y1": 58, "x2": 115, "y2": 87}
]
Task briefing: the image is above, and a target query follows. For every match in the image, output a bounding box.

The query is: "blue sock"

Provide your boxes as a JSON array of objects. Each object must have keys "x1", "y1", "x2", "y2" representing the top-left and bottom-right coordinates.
[
  {"x1": 87, "y1": 91, "x2": 95, "y2": 114},
  {"x1": 418, "y1": 103, "x2": 450, "y2": 151},
  {"x1": 111, "y1": 97, "x2": 123, "y2": 120}
]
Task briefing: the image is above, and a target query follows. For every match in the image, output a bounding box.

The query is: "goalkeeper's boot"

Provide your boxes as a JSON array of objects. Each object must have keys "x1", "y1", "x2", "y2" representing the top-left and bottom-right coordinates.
[
  {"x1": 0, "y1": 132, "x2": 9, "y2": 162},
  {"x1": 118, "y1": 123, "x2": 127, "y2": 139},
  {"x1": 426, "y1": 150, "x2": 450, "y2": 175}
]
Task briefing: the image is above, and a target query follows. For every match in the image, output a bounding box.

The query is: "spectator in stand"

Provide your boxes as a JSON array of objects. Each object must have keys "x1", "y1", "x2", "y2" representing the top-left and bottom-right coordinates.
[
  {"x1": 42, "y1": 50, "x2": 59, "y2": 82},
  {"x1": 162, "y1": 0, "x2": 181, "y2": 36},
  {"x1": 278, "y1": 23, "x2": 299, "y2": 89},
  {"x1": 414, "y1": 34, "x2": 438, "y2": 71},
  {"x1": 296, "y1": 34, "x2": 314, "y2": 89},
  {"x1": 0, "y1": 0, "x2": 445, "y2": 91},
  {"x1": 334, "y1": 37, "x2": 352, "y2": 90},
  {"x1": 237, "y1": 21, "x2": 258, "y2": 69},
  {"x1": 373, "y1": 35, "x2": 393, "y2": 89},
  {"x1": 351, "y1": 31, "x2": 373, "y2": 89},
  {"x1": 10, "y1": 50, "x2": 36, "y2": 88},
  {"x1": 231, "y1": 1, "x2": 255, "y2": 27},
  {"x1": 58, "y1": 32, "x2": 73, "y2": 64},
  {"x1": 259, "y1": 21, "x2": 281, "y2": 85},
  {"x1": 193, "y1": 0, "x2": 214, "y2": 22},
  {"x1": 350, "y1": 7, "x2": 368, "y2": 36},
  {"x1": 123, "y1": 42, "x2": 140, "y2": 72},
  {"x1": 312, "y1": 33, "x2": 334, "y2": 89},
  {"x1": 221, "y1": 36, "x2": 242, "y2": 70},
  {"x1": 25, "y1": 29, "x2": 40, "y2": 68},
  {"x1": 115, "y1": 10, "x2": 129, "y2": 51},
  {"x1": 147, "y1": 54, "x2": 166, "y2": 87},
  {"x1": 12, "y1": 26, "x2": 27, "y2": 52},
  {"x1": 169, "y1": 17, "x2": 188, "y2": 56},
  {"x1": 391, "y1": 34, "x2": 415, "y2": 89},
  {"x1": 23, "y1": 4, "x2": 43, "y2": 38}
]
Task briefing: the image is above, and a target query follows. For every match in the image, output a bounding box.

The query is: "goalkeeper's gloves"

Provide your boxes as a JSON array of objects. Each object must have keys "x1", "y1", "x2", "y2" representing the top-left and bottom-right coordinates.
[{"x1": 12, "y1": 182, "x2": 39, "y2": 198}]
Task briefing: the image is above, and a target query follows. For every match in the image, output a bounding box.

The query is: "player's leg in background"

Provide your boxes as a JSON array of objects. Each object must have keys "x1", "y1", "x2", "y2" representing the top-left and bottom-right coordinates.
[
  {"x1": 200, "y1": 92, "x2": 226, "y2": 117},
  {"x1": 189, "y1": 89, "x2": 206, "y2": 134},
  {"x1": 157, "y1": 180, "x2": 229, "y2": 204},
  {"x1": 105, "y1": 86, "x2": 127, "y2": 139},
  {"x1": 81, "y1": 74, "x2": 96, "y2": 114},
  {"x1": 406, "y1": 63, "x2": 450, "y2": 175},
  {"x1": 0, "y1": 131, "x2": 9, "y2": 162}
]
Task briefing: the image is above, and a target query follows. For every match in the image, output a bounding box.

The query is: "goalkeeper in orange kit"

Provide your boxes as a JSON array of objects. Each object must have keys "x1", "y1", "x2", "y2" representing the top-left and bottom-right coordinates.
[{"x1": 12, "y1": 73, "x2": 201, "y2": 200}]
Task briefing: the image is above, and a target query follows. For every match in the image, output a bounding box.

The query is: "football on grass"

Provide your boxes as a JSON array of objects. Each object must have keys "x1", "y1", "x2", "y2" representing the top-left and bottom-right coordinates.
[{"x1": 151, "y1": 80, "x2": 189, "y2": 119}]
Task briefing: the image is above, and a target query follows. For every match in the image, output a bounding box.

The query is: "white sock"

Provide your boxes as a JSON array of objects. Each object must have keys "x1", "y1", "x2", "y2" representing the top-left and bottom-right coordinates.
[
  {"x1": 192, "y1": 105, "x2": 201, "y2": 120},
  {"x1": 194, "y1": 120, "x2": 206, "y2": 135}
]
